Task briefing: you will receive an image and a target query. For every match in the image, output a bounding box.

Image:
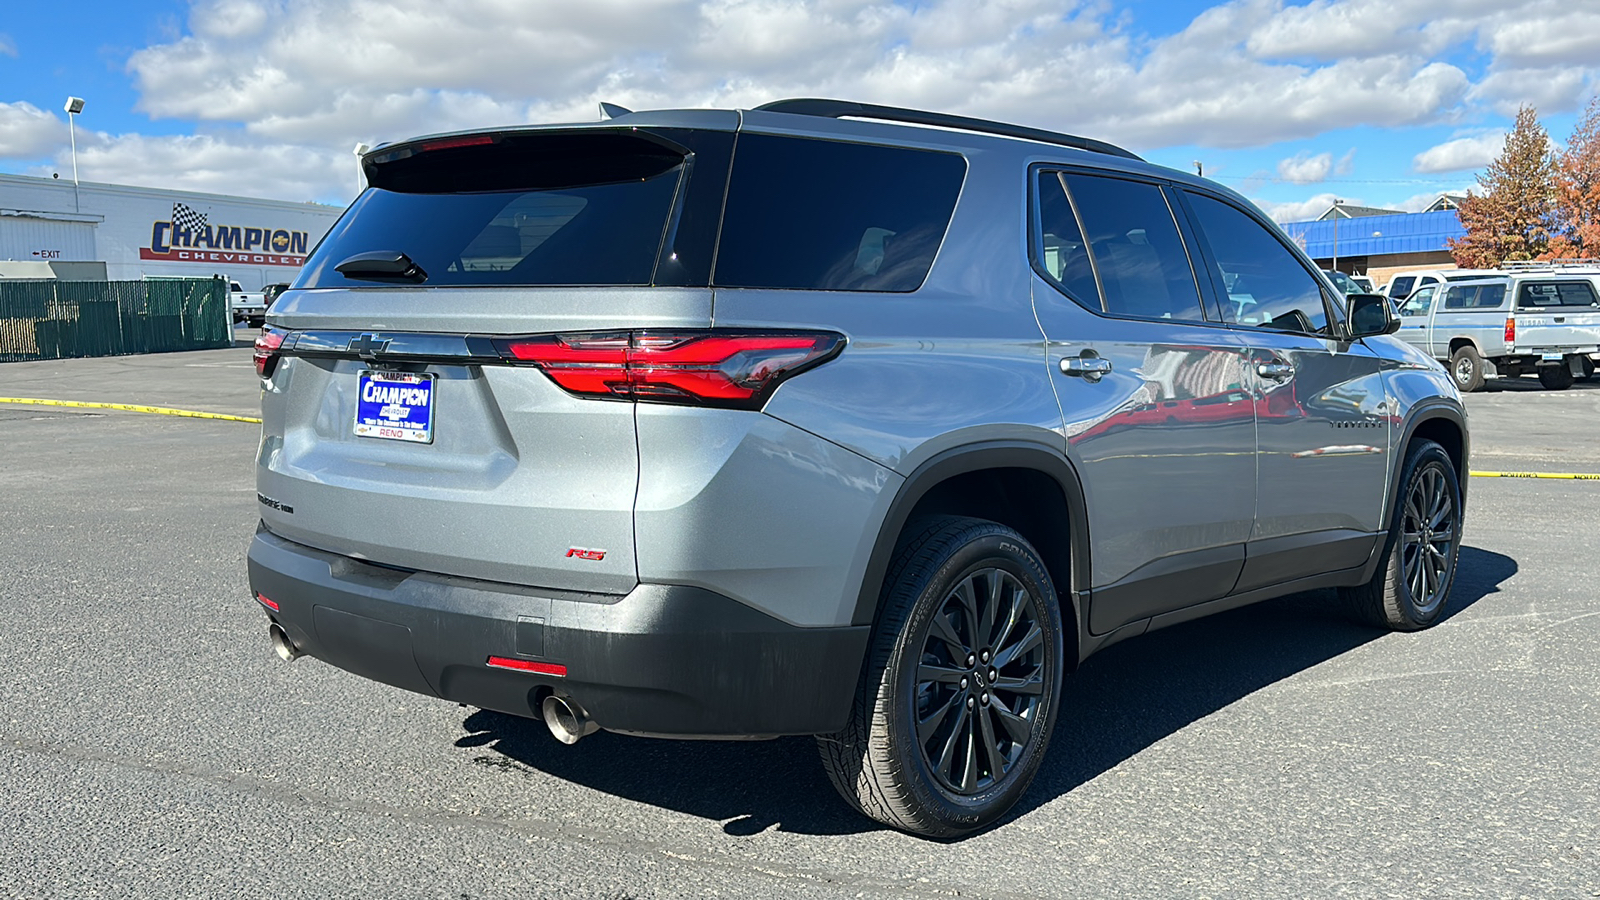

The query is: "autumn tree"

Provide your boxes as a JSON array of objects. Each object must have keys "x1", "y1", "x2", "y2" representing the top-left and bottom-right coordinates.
[
  {"x1": 1546, "y1": 97, "x2": 1600, "y2": 259},
  {"x1": 1448, "y1": 105, "x2": 1557, "y2": 268}
]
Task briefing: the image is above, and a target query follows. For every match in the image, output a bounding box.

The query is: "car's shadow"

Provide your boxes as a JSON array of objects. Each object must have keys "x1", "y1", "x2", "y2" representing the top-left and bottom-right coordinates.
[{"x1": 458, "y1": 545, "x2": 1516, "y2": 838}]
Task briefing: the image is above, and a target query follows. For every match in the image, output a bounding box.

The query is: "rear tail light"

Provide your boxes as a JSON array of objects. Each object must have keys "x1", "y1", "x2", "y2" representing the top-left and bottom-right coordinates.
[
  {"x1": 1504, "y1": 317, "x2": 1515, "y2": 345},
  {"x1": 253, "y1": 327, "x2": 287, "y2": 377},
  {"x1": 495, "y1": 331, "x2": 845, "y2": 409}
]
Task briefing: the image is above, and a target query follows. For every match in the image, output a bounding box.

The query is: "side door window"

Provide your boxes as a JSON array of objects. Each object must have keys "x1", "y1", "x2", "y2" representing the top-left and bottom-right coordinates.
[
  {"x1": 1181, "y1": 193, "x2": 1332, "y2": 334},
  {"x1": 1036, "y1": 171, "x2": 1210, "y2": 321},
  {"x1": 1399, "y1": 285, "x2": 1438, "y2": 351},
  {"x1": 1400, "y1": 285, "x2": 1436, "y2": 317}
]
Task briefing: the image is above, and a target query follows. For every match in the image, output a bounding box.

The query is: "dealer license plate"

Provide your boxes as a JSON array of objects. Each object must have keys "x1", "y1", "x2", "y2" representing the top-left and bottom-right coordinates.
[{"x1": 355, "y1": 371, "x2": 435, "y2": 444}]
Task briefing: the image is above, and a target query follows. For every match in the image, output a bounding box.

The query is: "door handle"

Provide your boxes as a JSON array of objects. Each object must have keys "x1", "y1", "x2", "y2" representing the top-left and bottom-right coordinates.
[
  {"x1": 1060, "y1": 355, "x2": 1113, "y2": 383},
  {"x1": 1256, "y1": 361, "x2": 1295, "y2": 382}
]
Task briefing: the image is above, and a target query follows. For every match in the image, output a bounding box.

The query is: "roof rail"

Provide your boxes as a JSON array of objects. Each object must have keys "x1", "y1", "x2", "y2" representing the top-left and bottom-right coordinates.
[
  {"x1": 1500, "y1": 258, "x2": 1600, "y2": 272},
  {"x1": 754, "y1": 99, "x2": 1143, "y2": 162}
]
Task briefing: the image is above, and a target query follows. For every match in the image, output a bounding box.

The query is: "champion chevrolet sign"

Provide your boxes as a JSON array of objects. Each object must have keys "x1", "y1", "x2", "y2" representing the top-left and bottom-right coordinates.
[{"x1": 139, "y1": 202, "x2": 311, "y2": 267}]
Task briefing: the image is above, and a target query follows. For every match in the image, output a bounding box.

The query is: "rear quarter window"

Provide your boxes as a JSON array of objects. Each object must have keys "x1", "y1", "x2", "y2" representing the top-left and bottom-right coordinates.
[{"x1": 712, "y1": 134, "x2": 966, "y2": 292}]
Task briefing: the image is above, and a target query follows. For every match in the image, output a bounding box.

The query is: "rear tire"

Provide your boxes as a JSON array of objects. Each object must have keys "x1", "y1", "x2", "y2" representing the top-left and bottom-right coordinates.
[
  {"x1": 1449, "y1": 346, "x2": 1485, "y2": 392},
  {"x1": 1538, "y1": 364, "x2": 1574, "y2": 390},
  {"x1": 1341, "y1": 440, "x2": 1462, "y2": 631},
  {"x1": 818, "y1": 515, "x2": 1064, "y2": 838}
]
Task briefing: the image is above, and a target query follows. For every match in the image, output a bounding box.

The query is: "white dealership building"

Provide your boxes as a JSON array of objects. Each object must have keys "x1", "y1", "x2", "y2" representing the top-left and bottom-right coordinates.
[{"x1": 0, "y1": 173, "x2": 344, "y2": 289}]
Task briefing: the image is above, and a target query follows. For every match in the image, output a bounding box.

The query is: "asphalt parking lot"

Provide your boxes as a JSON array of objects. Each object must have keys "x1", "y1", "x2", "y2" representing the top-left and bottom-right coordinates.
[{"x1": 1, "y1": 345, "x2": 1597, "y2": 899}]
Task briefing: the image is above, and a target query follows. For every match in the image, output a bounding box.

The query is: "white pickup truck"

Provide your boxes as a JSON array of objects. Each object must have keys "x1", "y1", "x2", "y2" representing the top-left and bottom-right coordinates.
[
  {"x1": 229, "y1": 281, "x2": 268, "y2": 327},
  {"x1": 1395, "y1": 272, "x2": 1600, "y2": 390}
]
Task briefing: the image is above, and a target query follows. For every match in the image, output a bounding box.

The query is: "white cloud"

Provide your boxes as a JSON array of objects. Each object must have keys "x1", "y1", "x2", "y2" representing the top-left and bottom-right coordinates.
[
  {"x1": 1277, "y1": 151, "x2": 1332, "y2": 184},
  {"x1": 123, "y1": 0, "x2": 1485, "y2": 156},
  {"x1": 1393, "y1": 189, "x2": 1472, "y2": 212},
  {"x1": 1260, "y1": 192, "x2": 1342, "y2": 224},
  {"x1": 1480, "y1": 9, "x2": 1600, "y2": 68},
  {"x1": 1412, "y1": 132, "x2": 1506, "y2": 173},
  {"x1": 0, "y1": 33, "x2": 16, "y2": 57},
  {"x1": 1469, "y1": 67, "x2": 1596, "y2": 116},
  {"x1": 31, "y1": 130, "x2": 347, "y2": 203},
  {"x1": 0, "y1": 102, "x2": 64, "y2": 158},
  {"x1": 0, "y1": 0, "x2": 1575, "y2": 204}
]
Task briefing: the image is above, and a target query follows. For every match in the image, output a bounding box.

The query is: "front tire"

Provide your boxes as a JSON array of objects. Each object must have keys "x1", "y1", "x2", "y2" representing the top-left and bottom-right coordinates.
[
  {"x1": 1341, "y1": 440, "x2": 1462, "y2": 631},
  {"x1": 1450, "y1": 346, "x2": 1485, "y2": 392},
  {"x1": 819, "y1": 516, "x2": 1065, "y2": 838}
]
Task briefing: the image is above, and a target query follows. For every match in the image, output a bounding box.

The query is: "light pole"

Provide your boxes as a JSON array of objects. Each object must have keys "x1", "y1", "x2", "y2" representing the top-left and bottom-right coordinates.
[
  {"x1": 1332, "y1": 198, "x2": 1345, "y2": 272},
  {"x1": 63, "y1": 96, "x2": 84, "y2": 185},
  {"x1": 352, "y1": 143, "x2": 370, "y2": 198}
]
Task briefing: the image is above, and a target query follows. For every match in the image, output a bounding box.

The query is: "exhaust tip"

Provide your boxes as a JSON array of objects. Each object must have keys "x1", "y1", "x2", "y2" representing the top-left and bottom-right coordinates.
[
  {"x1": 268, "y1": 622, "x2": 304, "y2": 662},
  {"x1": 542, "y1": 694, "x2": 599, "y2": 745}
]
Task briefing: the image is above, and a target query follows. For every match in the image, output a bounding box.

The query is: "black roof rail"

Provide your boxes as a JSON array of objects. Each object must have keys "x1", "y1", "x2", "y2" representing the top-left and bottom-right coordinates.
[{"x1": 754, "y1": 98, "x2": 1143, "y2": 162}]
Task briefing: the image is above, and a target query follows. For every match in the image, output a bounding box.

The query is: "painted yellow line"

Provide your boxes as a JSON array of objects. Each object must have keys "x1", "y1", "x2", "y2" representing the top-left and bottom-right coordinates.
[
  {"x1": 3, "y1": 398, "x2": 1595, "y2": 477},
  {"x1": 1471, "y1": 470, "x2": 1600, "y2": 481},
  {"x1": 0, "y1": 397, "x2": 261, "y2": 424}
]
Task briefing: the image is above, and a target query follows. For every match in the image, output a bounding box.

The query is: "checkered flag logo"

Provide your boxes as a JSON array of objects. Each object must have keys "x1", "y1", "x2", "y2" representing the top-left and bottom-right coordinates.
[{"x1": 172, "y1": 202, "x2": 208, "y2": 233}]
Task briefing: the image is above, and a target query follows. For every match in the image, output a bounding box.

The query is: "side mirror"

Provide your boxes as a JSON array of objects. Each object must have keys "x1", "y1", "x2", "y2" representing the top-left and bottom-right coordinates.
[{"x1": 1347, "y1": 293, "x2": 1400, "y2": 338}]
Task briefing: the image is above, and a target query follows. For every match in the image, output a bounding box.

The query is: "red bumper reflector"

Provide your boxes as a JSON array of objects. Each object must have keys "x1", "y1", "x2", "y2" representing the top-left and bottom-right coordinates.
[
  {"x1": 486, "y1": 656, "x2": 567, "y2": 677},
  {"x1": 256, "y1": 593, "x2": 280, "y2": 611}
]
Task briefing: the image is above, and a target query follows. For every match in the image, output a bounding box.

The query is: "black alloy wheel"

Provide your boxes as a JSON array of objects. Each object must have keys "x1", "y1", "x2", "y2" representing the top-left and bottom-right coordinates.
[
  {"x1": 818, "y1": 515, "x2": 1064, "y2": 838},
  {"x1": 1397, "y1": 458, "x2": 1457, "y2": 620},
  {"x1": 913, "y1": 567, "x2": 1046, "y2": 795},
  {"x1": 1343, "y1": 439, "x2": 1462, "y2": 631}
]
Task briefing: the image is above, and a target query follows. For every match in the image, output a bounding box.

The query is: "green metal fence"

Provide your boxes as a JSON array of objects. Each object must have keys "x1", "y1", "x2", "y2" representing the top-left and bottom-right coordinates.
[{"x1": 0, "y1": 278, "x2": 232, "y2": 363}]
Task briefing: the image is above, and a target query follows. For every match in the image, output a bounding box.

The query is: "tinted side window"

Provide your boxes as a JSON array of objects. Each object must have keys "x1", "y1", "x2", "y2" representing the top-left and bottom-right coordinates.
[
  {"x1": 1446, "y1": 283, "x2": 1507, "y2": 309},
  {"x1": 1185, "y1": 193, "x2": 1330, "y2": 335},
  {"x1": 714, "y1": 134, "x2": 966, "y2": 292},
  {"x1": 1033, "y1": 171, "x2": 1101, "y2": 309},
  {"x1": 1060, "y1": 174, "x2": 1206, "y2": 321},
  {"x1": 1390, "y1": 276, "x2": 1416, "y2": 299}
]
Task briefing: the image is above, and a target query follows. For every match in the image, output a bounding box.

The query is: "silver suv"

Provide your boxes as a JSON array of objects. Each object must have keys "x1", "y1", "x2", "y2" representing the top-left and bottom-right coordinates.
[{"x1": 248, "y1": 100, "x2": 1469, "y2": 837}]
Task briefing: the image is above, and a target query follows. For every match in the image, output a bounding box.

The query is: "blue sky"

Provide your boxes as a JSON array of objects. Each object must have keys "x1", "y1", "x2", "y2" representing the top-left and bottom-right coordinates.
[{"x1": 2, "y1": 0, "x2": 1596, "y2": 220}]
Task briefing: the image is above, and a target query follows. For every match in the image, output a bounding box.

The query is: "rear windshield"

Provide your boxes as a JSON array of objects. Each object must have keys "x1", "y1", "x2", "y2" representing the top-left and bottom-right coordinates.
[
  {"x1": 297, "y1": 131, "x2": 724, "y2": 289},
  {"x1": 1519, "y1": 280, "x2": 1599, "y2": 308}
]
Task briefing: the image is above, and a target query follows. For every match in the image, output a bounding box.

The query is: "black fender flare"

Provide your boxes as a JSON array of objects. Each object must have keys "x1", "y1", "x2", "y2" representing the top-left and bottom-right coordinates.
[
  {"x1": 849, "y1": 441, "x2": 1092, "y2": 637},
  {"x1": 1358, "y1": 400, "x2": 1470, "y2": 583}
]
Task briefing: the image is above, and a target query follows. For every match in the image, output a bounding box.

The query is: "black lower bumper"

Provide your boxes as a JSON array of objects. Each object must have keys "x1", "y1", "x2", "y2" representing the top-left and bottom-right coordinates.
[{"x1": 247, "y1": 528, "x2": 870, "y2": 737}]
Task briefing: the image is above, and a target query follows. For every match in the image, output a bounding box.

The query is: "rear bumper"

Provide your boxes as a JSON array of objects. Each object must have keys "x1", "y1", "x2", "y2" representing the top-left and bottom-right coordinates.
[{"x1": 247, "y1": 527, "x2": 870, "y2": 737}]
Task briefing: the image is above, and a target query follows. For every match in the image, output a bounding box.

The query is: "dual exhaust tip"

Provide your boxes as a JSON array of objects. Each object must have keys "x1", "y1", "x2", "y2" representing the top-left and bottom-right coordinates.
[{"x1": 267, "y1": 623, "x2": 599, "y2": 745}]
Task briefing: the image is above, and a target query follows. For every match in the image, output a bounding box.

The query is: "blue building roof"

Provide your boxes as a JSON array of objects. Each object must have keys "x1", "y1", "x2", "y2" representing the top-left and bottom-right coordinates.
[{"x1": 1280, "y1": 209, "x2": 1464, "y2": 258}]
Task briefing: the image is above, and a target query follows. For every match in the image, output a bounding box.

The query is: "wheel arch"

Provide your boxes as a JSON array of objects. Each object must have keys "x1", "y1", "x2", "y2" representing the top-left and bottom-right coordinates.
[
  {"x1": 1447, "y1": 336, "x2": 1483, "y2": 357},
  {"x1": 850, "y1": 442, "x2": 1090, "y2": 664},
  {"x1": 1370, "y1": 402, "x2": 1469, "y2": 578}
]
